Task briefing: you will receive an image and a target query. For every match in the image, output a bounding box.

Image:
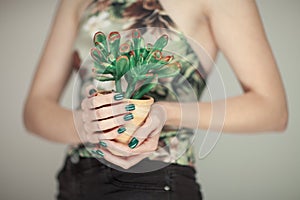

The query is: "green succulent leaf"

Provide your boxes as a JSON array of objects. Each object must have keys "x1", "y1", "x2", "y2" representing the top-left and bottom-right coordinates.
[
  {"x1": 155, "y1": 62, "x2": 181, "y2": 78},
  {"x1": 153, "y1": 34, "x2": 168, "y2": 51},
  {"x1": 119, "y1": 40, "x2": 132, "y2": 54},
  {"x1": 91, "y1": 47, "x2": 105, "y2": 63},
  {"x1": 91, "y1": 31, "x2": 179, "y2": 99},
  {"x1": 94, "y1": 75, "x2": 115, "y2": 82},
  {"x1": 94, "y1": 32, "x2": 108, "y2": 52},
  {"x1": 95, "y1": 42, "x2": 109, "y2": 57},
  {"x1": 132, "y1": 29, "x2": 142, "y2": 59},
  {"x1": 132, "y1": 83, "x2": 157, "y2": 99},
  {"x1": 108, "y1": 32, "x2": 121, "y2": 59},
  {"x1": 103, "y1": 65, "x2": 116, "y2": 75},
  {"x1": 129, "y1": 52, "x2": 136, "y2": 69},
  {"x1": 116, "y1": 55, "x2": 129, "y2": 80}
]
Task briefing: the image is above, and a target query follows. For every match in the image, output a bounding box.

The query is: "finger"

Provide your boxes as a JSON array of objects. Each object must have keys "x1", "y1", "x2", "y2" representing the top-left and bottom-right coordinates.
[
  {"x1": 81, "y1": 98, "x2": 92, "y2": 111},
  {"x1": 85, "y1": 85, "x2": 98, "y2": 97},
  {"x1": 127, "y1": 131, "x2": 160, "y2": 154},
  {"x1": 127, "y1": 116, "x2": 158, "y2": 149},
  {"x1": 96, "y1": 113, "x2": 131, "y2": 131},
  {"x1": 88, "y1": 102, "x2": 135, "y2": 121},
  {"x1": 88, "y1": 92, "x2": 126, "y2": 109},
  {"x1": 102, "y1": 140, "x2": 135, "y2": 157},
  {"x1": 85, "y1": 113, "x2": 132, "y2": 133},
  {"x1": 101, "y1": 132, "x2": 159, "y2": 156},
  {"x1": 94, "y1": 148, "x2": 151, "y2": 169},
  {"x1": 127, "y1": 103, "x2": 167, "y2": 149},
  {"x1": 96, "y1": 127, "x2": 122, "y2": 140},
  {"x1": 85, "y1": 133, "x2": 101, "y2": 144},
  {"x1": 135, "y1": 130, "x2": 160, "y2": 152}
]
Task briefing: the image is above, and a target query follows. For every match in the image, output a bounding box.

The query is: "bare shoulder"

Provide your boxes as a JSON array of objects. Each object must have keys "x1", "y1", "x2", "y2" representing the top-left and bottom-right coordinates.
[
  {"x1": 59, "y1": 0, "x2": 94, "y2": 19},
  {"x1": 200, "y1": 0, "x2": 258, "y2": 17}
]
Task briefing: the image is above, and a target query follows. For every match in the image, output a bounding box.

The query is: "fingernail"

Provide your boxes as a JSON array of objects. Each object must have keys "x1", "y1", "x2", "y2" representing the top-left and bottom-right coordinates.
[
  {"x1": 125, "y1": 104, "x2": 135, "y2": 111},
  {"x1": 128, "y1": 137, "x2": 139, "y2": 149},
  {"x1": 114, "y1": 93, "x2": 124, "y2": 101},
  {"x1": 99, "y1": 141, "x2": 107, "y2": 148},
  {"x1": 124, "y1": 113, "x2": 134, "y2": 121},
  {"x1": 91, "y1": 150, "x2": 104, "y2": 157},
  {"x1": 117, "y1": 127, "x2": 126, "y2": 134},
  {"x1": 89, "y1": 88, "x2": 97, "y2": 96}
]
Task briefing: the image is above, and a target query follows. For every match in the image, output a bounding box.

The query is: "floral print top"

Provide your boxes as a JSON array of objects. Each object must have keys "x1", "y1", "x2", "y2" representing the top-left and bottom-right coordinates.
[{"x1": 70, "y1": 0, "x2": 207, "y2": 166}]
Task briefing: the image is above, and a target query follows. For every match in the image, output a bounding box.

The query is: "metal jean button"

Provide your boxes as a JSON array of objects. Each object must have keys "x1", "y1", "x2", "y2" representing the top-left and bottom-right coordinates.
[{"x1": 164, "y1": 185, "x2": 171, "y2": 191}]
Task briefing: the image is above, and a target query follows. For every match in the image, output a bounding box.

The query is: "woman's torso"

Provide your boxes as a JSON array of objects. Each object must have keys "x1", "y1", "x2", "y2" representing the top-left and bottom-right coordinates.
[{"x1": 71, "y1": 0, "x2": 214, "y2": 166}]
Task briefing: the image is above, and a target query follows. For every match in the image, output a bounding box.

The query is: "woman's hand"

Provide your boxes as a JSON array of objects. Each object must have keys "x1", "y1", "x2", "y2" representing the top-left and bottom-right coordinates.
[
  {"x1": 75, "y1": 86, "x2": 135, "y2": 144},
  {"x1": 91, "y1": 103, "x2": 167, "y2": 169}
]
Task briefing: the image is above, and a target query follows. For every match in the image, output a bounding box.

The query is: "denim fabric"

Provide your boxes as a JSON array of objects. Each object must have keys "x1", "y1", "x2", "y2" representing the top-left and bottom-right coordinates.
[{"x1": 57, "y1": 156, "x2": 203, "y2": 200}]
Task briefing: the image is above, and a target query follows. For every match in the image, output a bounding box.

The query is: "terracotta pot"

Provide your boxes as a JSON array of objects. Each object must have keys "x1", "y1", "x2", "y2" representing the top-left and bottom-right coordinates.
[
  {"x1": 94, "y1": 91, "x2": 154, "y2": 144},
  {"x1": 115, "y1": 95, "x2": 154, "y2": 144}
]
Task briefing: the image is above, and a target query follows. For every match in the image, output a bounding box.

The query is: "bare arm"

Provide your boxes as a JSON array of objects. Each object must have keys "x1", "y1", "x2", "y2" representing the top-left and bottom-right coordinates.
[
  {"x1": 23, "y1": 0, "x2": 93, "y2": 144},
  {"x1": 160, "y1": 0, "x2": 288, "y2": 133}
]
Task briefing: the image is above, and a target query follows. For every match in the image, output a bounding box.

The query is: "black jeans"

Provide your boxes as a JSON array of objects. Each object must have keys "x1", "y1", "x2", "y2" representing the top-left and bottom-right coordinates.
[{"x1": 57, "y1": 156, "x2": 203, "y2": 200}]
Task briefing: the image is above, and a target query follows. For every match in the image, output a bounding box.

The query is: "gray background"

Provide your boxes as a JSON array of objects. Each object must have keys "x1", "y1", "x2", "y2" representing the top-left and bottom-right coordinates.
[{"x1": 0, "y1": 0, "x2": 299, "y2": 199}]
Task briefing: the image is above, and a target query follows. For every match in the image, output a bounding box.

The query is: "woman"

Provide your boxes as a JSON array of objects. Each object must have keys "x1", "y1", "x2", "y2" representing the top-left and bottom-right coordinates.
[{"x1": 23, "y1": 0, "x2": 288, "y2": 199}]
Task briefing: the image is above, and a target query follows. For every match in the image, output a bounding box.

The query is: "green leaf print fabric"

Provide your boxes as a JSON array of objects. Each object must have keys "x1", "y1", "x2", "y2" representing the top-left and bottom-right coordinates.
[{"x1": 70, "y1": 0, "x2": 207, "y2": 166}]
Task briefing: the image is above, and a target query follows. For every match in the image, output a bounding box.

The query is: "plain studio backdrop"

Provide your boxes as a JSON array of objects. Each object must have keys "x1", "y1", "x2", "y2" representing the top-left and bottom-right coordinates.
[{"x1": 0, "y1": 0, "x2": 299, "y2": 199}]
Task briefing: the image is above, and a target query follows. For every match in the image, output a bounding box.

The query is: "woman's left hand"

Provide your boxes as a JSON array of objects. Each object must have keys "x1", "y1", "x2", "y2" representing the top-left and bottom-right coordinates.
[{"x1": 93, "y1": 103, "x2": 167, "y2": 169}]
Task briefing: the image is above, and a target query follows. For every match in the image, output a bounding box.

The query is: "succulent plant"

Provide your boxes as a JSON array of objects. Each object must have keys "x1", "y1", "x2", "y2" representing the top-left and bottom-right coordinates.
[{"x1": 90, "y1": 29, "x2": 181, "y2": 99}]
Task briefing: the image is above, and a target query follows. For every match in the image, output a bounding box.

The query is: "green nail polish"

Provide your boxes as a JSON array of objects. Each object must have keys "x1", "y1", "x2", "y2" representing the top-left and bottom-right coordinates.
[
  {"x1": 89, "y1": 88, "x2": 97, "y2": 96},
  {"x1": 125, "y1": 104, "x2": 135, "y2": 111},
  {"x1": 114, "y1": 93, "x2": 124, "y2": 101},
  {"x1": 99, "y1": 141, "x2": 107, "y2": 148},
  {"x1": 91, "y1": 150, "x2": 104, "y2": 157},
  {"x1": 117, "y1": 127, "x2": 126, "y2": 134},
  {"x1": 124, "y1": 113, "x2": 134, "y2": 121},
  {"x1": 128, "y1": 137, "x2": 139, "y2": 149}
]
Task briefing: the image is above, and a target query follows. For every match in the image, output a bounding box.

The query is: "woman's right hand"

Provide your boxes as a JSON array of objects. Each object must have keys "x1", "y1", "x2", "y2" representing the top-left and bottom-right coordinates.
[{"x1": 74, "y1": 87, "x2": 135, "y2": 144}]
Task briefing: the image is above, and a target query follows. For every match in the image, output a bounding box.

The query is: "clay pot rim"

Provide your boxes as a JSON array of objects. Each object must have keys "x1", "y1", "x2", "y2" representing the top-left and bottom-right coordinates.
[
  {"x1": 126, "y1": 95, "x2": 154, "y2": 103},
  {"x1": 95, "y1": 90, "x2": 154, "y2": 104}
]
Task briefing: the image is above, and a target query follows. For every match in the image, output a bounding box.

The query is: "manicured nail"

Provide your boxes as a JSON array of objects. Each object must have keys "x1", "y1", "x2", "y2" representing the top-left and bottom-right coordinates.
[
  {"x1": 99, "y1": 141, "x2": 107, "y2": 148},
  {"x1": 89, "y1": 88, "x2": 97, "y2": 96},
  {"x1": 124, "y1": 113, "x2": 134, "y2": 121},
  {"x1": 128, "y1": 137, "x2": 139, "y2": 149},
  {"x1": 91, "y1": 150, "x2": 104, "y2": 157},
  {"x1": 117, "y1": 127, "x2": 126, "y2": 134},
  {"x1": 114, "y1": 93, "x2": 124, "y2": 101},
  {"x1": 125, "y1": 104, "x2": 135, "y2": 111}
]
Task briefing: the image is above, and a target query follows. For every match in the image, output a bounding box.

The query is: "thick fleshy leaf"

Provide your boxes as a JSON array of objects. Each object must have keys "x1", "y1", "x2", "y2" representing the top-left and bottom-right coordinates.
[
  {"x1": 129, "y1": 51, "x2": 136, "y2": 69},
  {"x1": 153, "y1": 34, "x2": 168, "y2": 51},
  {"x1": 90, "y1": 47, "x2": 105, "y2": 63},
  {"x1": 108, "y1": 32, "x2": 121, "y2": 59},
  {"x1": 103, "y1": 65, "x2": 116, "y2": 75},
  {"x1": 119, "y1": 40, "x2": 132, "y2": 54},
  {"x1": 94, "y1": 32, "x2": 108, "y2": 52},
  {"x1": 136, "y1": 73, "x2": 155, "y2": 81},
  {"x1": 140, "y1": 48, "x2": 149, "y2": 64},
  {"x1": 124, "y1": 71, "x2": 133, "y2": 83},
  {"x1": 93, "y1": 61, "x2": 112, "y2": 74},
  {"x1": 161, "y1": 55, "x2": 174, "y2": 63},
  {"x1": 132, "y1": 29, "x2": 142, "y2": 61},
  {"x1": 155, "y1": 62, "x2": 181, "y2": 78},
  {"x1": 95, "y1": 43, "x2": 109, "y2": 59},
  {"x1": 94, "y1": 75, "x2": 115, "y2": 82},
  {"x1": 116, "y1": 55, "x2": 129, "y2": 79},
  {"x1": 132, "y1": 83, "x2": 157, "y2": 99},
  {"x1": 147, "y1": 62, "x2": 165, "y2": 71}
]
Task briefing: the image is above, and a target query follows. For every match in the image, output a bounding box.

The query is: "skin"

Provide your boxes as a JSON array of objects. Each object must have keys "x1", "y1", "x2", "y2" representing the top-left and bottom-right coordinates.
[{"x1": 23, "y1": 0, "x2": 288, "y2": 169}]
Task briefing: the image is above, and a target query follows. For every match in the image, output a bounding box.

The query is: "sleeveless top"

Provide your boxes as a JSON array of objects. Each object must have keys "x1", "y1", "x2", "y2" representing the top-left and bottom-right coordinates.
[{"x1": 69, "y1": 0, "x2": 207, "y2": 166}]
